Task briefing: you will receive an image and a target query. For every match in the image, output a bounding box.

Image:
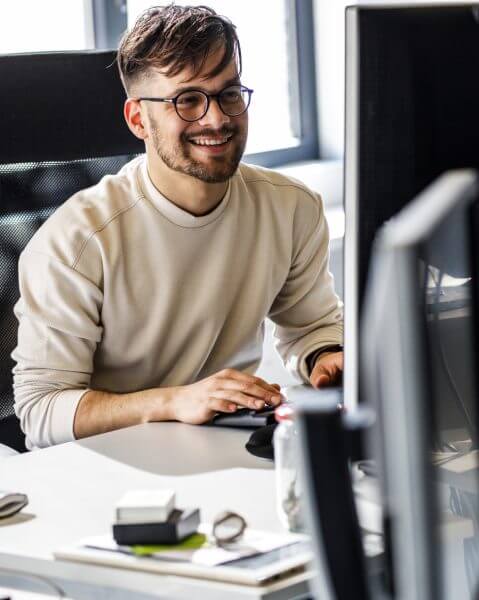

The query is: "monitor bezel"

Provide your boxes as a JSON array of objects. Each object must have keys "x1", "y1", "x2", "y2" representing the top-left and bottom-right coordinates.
[{"x1": 361, "y1": 169, "x2": 479, "y2": 600}]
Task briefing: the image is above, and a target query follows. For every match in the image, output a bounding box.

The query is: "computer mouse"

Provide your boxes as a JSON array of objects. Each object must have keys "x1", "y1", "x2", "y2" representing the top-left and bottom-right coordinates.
[{"x1": 245, "y1": 423, "x2": 277, "y2": 460}]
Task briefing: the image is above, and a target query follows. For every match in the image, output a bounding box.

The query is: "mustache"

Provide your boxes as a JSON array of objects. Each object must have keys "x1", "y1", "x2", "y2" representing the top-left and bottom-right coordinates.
[{"x1": 183, "y1": 126, "x2": 238, "y2": 141}]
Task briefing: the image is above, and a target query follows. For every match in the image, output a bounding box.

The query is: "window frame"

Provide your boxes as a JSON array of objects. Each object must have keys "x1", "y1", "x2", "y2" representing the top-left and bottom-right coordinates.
[{"x1": 90, "y1": 0, "x2": 319, "y2": 167}]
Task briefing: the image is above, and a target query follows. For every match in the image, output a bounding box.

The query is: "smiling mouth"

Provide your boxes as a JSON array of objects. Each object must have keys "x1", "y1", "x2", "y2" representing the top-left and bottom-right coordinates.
[{"x1": 188, "y1": 133, "x2": 234, "y2": 147}]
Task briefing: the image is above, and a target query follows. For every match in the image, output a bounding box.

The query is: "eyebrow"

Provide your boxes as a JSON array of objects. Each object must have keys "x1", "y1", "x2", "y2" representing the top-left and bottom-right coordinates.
[{"x1": 168, "y1": 76, "x2": 242, "y2": 97}]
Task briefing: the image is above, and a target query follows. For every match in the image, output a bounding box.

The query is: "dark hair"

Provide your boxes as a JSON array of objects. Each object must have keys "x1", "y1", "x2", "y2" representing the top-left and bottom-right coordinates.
[{"x1": 117, "y1": 4, "x2": 242, "y2": 93}]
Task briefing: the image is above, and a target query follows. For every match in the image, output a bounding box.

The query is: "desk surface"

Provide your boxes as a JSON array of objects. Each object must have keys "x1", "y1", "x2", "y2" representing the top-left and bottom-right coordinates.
[{"x1": 0, "y1": 423, "x2": 311, "y2": 600}]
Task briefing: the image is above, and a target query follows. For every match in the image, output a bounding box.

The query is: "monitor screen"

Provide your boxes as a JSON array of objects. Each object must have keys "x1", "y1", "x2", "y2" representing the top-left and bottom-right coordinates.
[
  {"x1": 362, "y1": 170, "x2": 479, "y2": 600},
  {"x1": 344, "y1": 4, "x2": 479, "y2": 409}
]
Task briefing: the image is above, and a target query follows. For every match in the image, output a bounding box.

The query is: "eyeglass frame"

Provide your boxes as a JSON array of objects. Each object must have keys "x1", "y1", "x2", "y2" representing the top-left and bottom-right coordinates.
[{"x1": 134, "y1": 84, "x2": 254, "y2": 122}]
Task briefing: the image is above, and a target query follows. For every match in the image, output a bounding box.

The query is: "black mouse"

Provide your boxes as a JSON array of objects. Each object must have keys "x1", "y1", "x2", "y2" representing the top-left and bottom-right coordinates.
[{"x1": 245, "y1": 423, "x2": 277, "y2": 460}]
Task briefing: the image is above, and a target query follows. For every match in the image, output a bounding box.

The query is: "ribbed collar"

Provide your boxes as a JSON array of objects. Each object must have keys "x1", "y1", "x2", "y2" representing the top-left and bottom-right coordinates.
[{"x1": 138, "y1": 157, "x2": 232, "y2": 228}]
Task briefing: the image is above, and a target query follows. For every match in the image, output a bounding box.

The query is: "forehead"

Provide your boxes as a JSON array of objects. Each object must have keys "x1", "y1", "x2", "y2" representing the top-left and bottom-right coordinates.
[{"x1": 148, "y1": 49, "x2": 239, "y2": 94}]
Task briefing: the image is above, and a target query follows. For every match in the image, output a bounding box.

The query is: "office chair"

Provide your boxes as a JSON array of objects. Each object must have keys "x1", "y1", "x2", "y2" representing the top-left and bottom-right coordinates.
[{"x1": 0, "y1": 50, "x2": 143, "y2": 452}]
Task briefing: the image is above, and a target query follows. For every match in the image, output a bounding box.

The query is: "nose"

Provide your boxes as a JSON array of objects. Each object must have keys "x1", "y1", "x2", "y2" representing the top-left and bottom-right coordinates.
[{"x1": 197, "y1": 97, "x2": 230, "y2": 129}]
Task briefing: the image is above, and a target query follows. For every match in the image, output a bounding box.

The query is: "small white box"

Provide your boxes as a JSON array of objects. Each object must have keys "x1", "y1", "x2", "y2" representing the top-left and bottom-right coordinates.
[{"x1": 115, "y1": 489, "x2": 175, "y2": 524}]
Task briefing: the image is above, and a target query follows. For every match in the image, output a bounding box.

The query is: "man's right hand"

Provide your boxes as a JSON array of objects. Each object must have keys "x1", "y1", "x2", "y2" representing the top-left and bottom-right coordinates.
[
  {"x1": 168, "y1": 369, "x2": 282, "y2": 425},
  {"x1": 73, "y1": 370, "x2": 282, "y2": 440}
]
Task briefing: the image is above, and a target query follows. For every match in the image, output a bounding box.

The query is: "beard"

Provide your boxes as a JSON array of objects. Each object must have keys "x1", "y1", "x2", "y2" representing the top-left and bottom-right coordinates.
[{"x1": 150, "y1": 119, "x2": 247, "y2": 184}]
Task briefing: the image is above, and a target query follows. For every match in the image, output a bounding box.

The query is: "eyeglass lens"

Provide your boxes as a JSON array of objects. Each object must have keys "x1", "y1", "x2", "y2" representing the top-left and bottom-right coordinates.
[{"x1": 176, "y1": 85, "x2": 249, "y2": 121}]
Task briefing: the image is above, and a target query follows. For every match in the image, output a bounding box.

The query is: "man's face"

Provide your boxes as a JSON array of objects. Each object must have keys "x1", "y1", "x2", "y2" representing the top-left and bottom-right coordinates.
[{"x1": 140, "y1": 48, "x2": 248, "y2": 184}]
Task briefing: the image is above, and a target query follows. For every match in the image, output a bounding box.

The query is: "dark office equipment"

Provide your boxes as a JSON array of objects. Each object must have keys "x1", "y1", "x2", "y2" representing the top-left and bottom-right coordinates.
[
  {"x1": 245, "y1": 424, "x2": 277, "y2": 460},
  {"x1": 113, "y1": 508, "x2": 201, "y2": 546},
  {"x1": 0, "y1": 51, "x2": 143, "y2": 451},
  {"x1": 344, "y1": 4, "x2": 479, "y2": 410},
  {"x1": 295, "y1": 389, "x2": 371, "y2": 600},
  {"x1": 362, "y1": 170, "x2": 479, "y2": 600},
  {"x1": 211, "y1": 405, "x2": 277, "y2": 428}
]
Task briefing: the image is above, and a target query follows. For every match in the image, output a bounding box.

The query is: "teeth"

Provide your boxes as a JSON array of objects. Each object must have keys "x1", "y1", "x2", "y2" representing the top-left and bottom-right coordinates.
[{"x1": 190, "y1": 135, "x2": 232, "y2": 146}]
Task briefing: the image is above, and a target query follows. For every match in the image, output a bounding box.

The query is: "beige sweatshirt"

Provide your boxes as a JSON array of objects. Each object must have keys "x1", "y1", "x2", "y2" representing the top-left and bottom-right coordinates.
[{"x1": 12, "y1": 156, "x2": 343, "y2": 449}]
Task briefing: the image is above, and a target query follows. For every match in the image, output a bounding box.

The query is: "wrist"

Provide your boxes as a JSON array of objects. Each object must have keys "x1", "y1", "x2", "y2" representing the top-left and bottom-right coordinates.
[
  {"x1": 143, "y1": 386, "x2": 177, "y2": 423},
  {"x1": 316, "y1": 345, "x2": 343, "y2": 360}
]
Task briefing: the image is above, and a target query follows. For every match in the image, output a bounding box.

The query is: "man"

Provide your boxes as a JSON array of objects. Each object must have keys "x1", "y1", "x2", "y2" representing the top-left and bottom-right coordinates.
[{"x1": 12, "y1": 4, "x2": 343, "y2": 450}]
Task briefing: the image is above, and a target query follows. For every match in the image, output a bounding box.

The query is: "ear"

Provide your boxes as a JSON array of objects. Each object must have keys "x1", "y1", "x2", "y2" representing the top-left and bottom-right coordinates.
[{"x1": 124, "y1": 98, "x2": 149, "y2": 141}]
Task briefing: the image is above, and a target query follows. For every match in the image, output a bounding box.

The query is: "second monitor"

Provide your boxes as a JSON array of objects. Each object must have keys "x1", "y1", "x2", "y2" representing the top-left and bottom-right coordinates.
[{"x1": 362, "y1": 169, "x2": 479, "y2": 600}]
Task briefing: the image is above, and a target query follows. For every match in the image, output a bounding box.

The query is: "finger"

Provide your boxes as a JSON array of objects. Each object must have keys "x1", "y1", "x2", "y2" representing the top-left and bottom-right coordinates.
[
  {"x1": 310, "y1": 373, "x2": 330, "y2": 389},
  {"x1": 271, "y1": 383, "x2": 284, "y2": 401},
  {"x1": 314, "y1": 360, "x2": 343, "y2": 387},
  {"x1": 208, "y1": 398, "x2": 239, "y2": 414},
  {"x1": 310, "y1": 361, "x2": 331, "y2": 388},
  {"x1": 317, "y1": 374, "x2": 331, "y2": 387},
  {"x1": 215, "y1": 378, "x2": 281, "y2": 406},
  {"x1": 210, "y1": 389, "x2": 267, "y2": 410},
  {"x1": 252, "y1": 375, "x2": 281, "y2": 394},
  {"x1": 220, "y1": 369, "x2": 279, "y2": 394}
]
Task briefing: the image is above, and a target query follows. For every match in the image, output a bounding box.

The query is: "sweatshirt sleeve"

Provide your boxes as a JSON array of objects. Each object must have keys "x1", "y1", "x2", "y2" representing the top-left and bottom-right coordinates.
[
  {"x1": 12, "y1": 250, "x2": 103, "y2": 449},
  {"x1": 268, "y1": 191, "x2": 343, "y2": 383}
]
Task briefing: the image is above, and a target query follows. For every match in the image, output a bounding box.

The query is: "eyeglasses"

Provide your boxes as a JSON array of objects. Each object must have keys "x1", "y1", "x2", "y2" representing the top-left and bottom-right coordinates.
[{"x1": 136, "y1": 84, "x2": 254, "y2": 122}]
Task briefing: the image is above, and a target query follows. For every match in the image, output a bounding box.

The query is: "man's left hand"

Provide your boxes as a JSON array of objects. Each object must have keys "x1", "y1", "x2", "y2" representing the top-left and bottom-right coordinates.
[{"x1": 309, "y1": 351, "x2": 343, "y2": 389}]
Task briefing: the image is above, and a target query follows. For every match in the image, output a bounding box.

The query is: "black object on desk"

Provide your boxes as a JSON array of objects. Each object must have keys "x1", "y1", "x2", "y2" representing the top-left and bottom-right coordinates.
[
  {"x1": 210, "y1": 406, "x2": 277, "y2": 428},
  {"x1": 113, "y1": 508, "x2": 200, "y2": 546},
  {"x1": 245, "y1": 424, "x2": 277, "y2": 460},
  {"x1": 296, "y1": 389, "x2": 371, "y2": 600},
  {"x1": 210, "y1": 405, "x2": 279, "y2": 461}
]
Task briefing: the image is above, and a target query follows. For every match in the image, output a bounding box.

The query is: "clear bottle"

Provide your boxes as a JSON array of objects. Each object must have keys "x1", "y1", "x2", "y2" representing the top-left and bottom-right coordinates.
[{"x1": 274, "y1": 404, "x2": 303, "y2": 532}]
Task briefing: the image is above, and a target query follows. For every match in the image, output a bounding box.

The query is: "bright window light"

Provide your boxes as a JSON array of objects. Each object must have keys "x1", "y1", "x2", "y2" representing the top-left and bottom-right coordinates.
[
  {"x1": 127, "y1": 0, "x2": 300, "y2": 155},
  {"x1": 0, "y1": 1, "x2": 89, "y2": 53}
]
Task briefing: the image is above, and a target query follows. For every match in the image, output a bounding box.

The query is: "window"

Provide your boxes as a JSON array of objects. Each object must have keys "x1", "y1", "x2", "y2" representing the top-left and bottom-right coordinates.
[
  {"x1": 126, "y1": 0, "x2": 318, "y2": 165},
  {"x1": 0, "y1": 1, "x2": 92, "y2": 53},
  {"x1": 0, "y1": 0, "x2": 318, "y2": 167}
]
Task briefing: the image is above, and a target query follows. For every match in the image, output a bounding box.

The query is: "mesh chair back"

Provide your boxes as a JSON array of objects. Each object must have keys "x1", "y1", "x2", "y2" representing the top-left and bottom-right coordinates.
[{"x1": 0, "y1": 51, "x2": 143, "y2": 450}]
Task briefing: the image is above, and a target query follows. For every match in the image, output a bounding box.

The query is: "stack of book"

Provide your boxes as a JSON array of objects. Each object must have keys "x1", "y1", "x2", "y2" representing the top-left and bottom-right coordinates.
[{"x1": 113, "y1": 489, "x2": 200, "y2": 545}]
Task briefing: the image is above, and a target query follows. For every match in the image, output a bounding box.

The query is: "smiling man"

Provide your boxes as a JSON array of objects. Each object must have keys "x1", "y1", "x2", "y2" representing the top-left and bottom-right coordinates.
[{"x1": 12, "y1": 4, "x2": 343, "y2": 449}]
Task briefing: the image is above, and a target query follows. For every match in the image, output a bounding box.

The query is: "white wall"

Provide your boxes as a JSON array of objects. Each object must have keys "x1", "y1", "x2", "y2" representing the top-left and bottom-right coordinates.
[
  {"x1": 312, "y1": 0, "x2": 473, "y2": 160},
  {"x1": 313, "y1": 0, "x2": 349, "y2": 160}
]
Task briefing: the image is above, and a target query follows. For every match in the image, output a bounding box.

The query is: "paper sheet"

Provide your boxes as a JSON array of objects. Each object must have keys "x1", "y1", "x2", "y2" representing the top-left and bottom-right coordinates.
[{"x1": 81, "y1": 524, "x2": 308, "y2": 566}]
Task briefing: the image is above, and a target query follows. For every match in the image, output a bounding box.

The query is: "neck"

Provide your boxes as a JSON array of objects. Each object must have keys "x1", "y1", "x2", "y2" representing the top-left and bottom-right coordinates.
[{"x1": 145, "y1": 152, "x2": 229, "y2": 217}]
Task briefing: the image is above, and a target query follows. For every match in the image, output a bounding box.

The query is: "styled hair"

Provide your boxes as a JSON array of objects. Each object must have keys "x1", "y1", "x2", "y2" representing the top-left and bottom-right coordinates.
[{"x1": 117, "y1": 4, "x2": 242, "y2": 93}]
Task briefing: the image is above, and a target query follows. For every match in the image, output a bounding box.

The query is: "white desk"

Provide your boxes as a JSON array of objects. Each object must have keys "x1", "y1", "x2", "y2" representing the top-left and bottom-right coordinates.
[{"x1": 0, "y1": 423, "x2": 312, "y2": 600}]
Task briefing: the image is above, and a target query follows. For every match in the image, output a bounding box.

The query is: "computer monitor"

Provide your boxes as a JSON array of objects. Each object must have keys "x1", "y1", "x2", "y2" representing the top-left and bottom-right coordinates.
[
  {"x1": 294, "y1": 387, "x2": 371, "y2": 600},
  {"x1": 344, "y1": 3, "x2": 479, "y2": 410},
  {"x1": 362, "y1": 169, "x2": 479, "y2": 600}
]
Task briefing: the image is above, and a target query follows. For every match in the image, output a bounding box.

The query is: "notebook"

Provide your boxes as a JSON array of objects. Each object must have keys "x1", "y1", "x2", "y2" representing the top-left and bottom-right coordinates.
[{"x1": 54, "y1": 526, "x2": 313, "y2": 586}]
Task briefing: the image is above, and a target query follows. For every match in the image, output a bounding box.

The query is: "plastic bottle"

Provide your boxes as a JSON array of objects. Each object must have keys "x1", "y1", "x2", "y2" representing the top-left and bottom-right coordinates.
[{"x1": 274, "y1": 404, "x2": 303, "y2": 532}]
